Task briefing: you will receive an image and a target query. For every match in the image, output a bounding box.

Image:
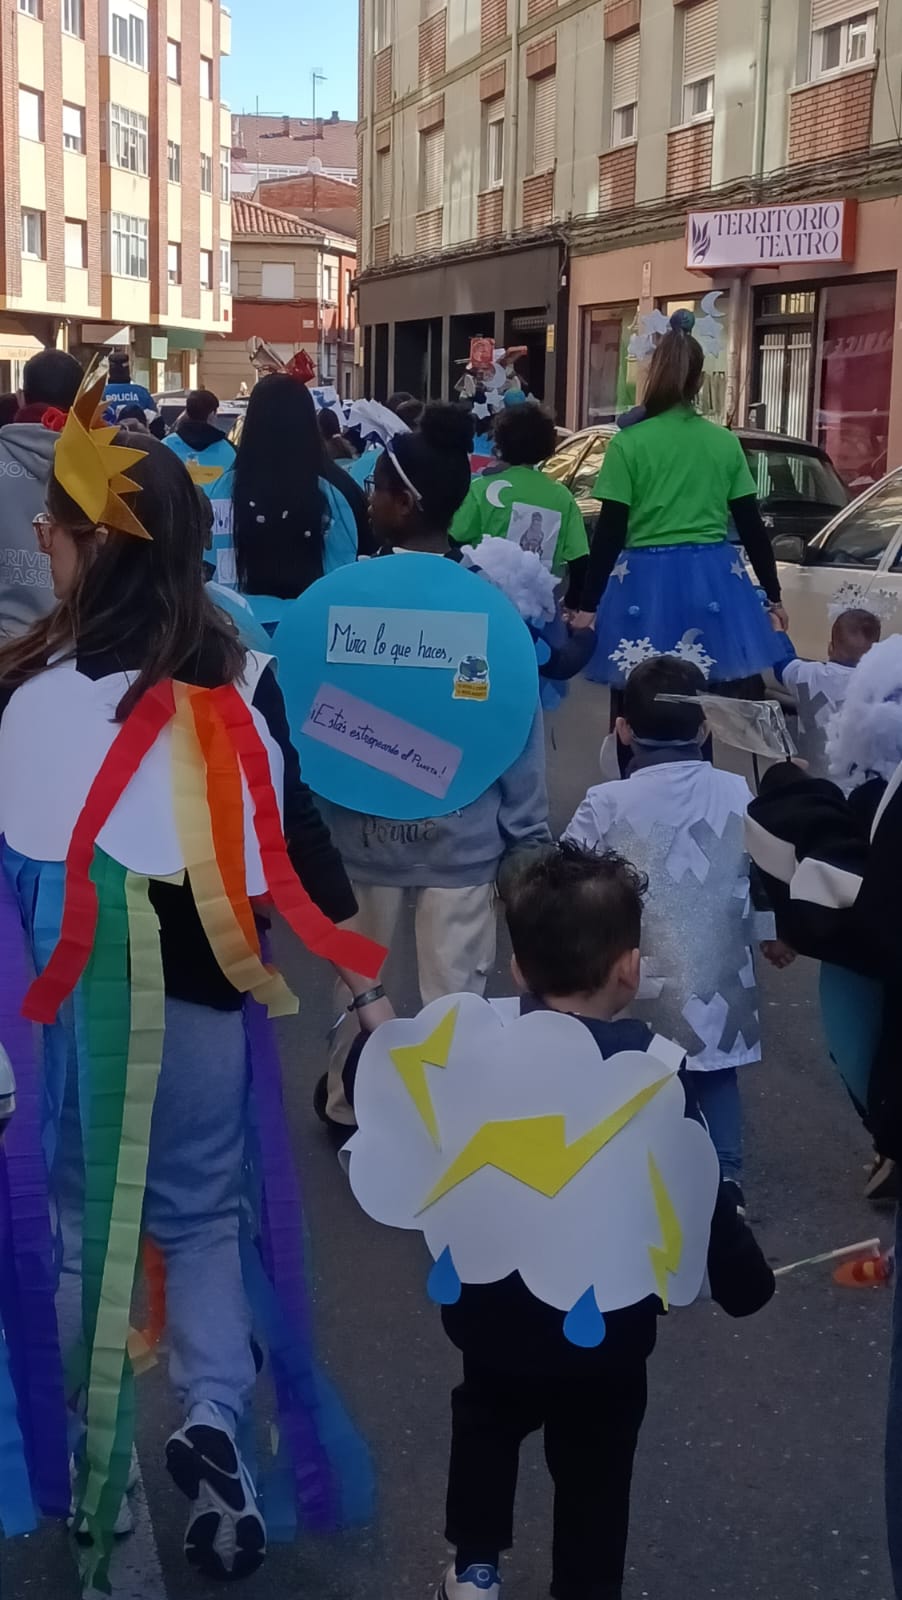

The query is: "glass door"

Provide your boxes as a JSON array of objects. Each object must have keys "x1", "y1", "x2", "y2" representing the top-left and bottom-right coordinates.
[{"x1": 751, "y1": 290, "x2": 816, "y2": 442}]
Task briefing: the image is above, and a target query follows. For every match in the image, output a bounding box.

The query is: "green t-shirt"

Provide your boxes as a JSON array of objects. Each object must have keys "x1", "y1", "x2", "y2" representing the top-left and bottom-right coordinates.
[
  {"x1": 450, "y1": 464, "x2": 589, "y2": 575},
  {"x1": 594, "y1": 407, "x2": 757, "y2": 548}
]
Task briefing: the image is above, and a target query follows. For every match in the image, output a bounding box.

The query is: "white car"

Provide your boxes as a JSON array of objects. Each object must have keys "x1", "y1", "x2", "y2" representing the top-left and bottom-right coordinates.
[{"x1": 774, "y1": 467, "x2": 902, "y2": 659}]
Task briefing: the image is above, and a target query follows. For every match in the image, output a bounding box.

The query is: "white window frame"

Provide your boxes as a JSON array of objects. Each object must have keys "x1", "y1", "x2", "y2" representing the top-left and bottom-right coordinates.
[
  {"x1": 219, "y1": 243, "x2": 231, "y2": 289},
  {"x1": 21, "y1": 209, "x2": 45, "y2": 259},
  {"x1": 811, "y1": 10, "x2": 877, "y2": 80},
  {"x1": 109, "y1": 104, "x2": 148, "y2": 175},
  {"x1": 485, "y1": 104, "x2": 504, "y2": 189},
  {"x1": 200, "y1": 248, "x2": 213, "y2": 290},
  {"x1": 63, "y1": 102, "x2": 85, "y2": 153},
  {"x1": 167, "y1": 139, "x2": 181, "y2": 183},
  {"x1": 167, "y1": 241, "x2": 181, "y2": 285},
  {"x1": 110, "y1": 211, "x2": 148, "y2": 279},
  {"x1": 18, "y1": 87, "x2": 44, "y2": 143},
  {"x1": 110, "y1": 7, "x2": 147, "y2": 69},
  {"x1": 199, "y1": 56, "x2": 213, "y2": 98},
  {"x1": 220, "y1": 148, "x2": 230, "y2": 201},
  {"x1": 682, "y1": 73, "x2": 714, "y2": 123},
  {"x1": 17, "y1": 0, "x2": 40, "y2": 17},
  {"x1": 200, "y1": 152, "x2": 213, "y2": 193},
  {"x1": 63, "y1": 0, "x2": 83, "y2": 37},
  {"x1": 612, "y1": 100, "x2": 637, "y2": 145},
  {"x1": 64, "y1": 218, "x2": 86, "y2": 268},
  {"x1": 322, "y1": 263, "x2": 336, "y2": 302},
  {"x1": 166, "y1": 38, "x2": 181, "y2": 82}
]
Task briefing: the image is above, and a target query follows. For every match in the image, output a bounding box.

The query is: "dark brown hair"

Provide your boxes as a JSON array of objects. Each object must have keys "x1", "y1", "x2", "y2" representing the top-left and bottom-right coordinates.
[
  {"x1": 831, "y1": 607, "x2": 882, "y2": 663},
  {"x1": 643, "y1": 328, "x2": 705, "y2": 418},
  {"x1": 505, "y1": 841, "x2": 646, "y2": 997},
  {"x1": 493, "y1": 402, "x2": 557, "y2": 466},
  {"x1": 623, "y1": 654, "x2": 706, "y2": 741},
  {"x1": 185, "y1": 388, "x2": 219, "y2": 421},
  {"x1": 0, "y1": 433, "x2": 245, "y2": 719}
]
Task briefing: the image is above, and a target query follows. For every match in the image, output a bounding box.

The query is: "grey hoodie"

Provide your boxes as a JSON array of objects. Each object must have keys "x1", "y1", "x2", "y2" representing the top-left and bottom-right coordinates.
[
  {"x1": 320, "y1": 710, "x2": 551, "y2": 888},
  {"x1": 0, "y1": 424, "x2": 57, "y2": 637}
]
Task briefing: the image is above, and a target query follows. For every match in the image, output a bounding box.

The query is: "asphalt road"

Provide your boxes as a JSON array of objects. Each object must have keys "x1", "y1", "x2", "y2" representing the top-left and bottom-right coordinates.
[{"x1": 2, "y1": 680, "x2": 896, "y2": 1600}]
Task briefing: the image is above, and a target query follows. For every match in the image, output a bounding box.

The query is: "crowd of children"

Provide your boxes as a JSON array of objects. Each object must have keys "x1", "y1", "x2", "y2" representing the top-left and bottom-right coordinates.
[{"x1": 0, "y1": 343, "x2": 899, "y2": 1600}]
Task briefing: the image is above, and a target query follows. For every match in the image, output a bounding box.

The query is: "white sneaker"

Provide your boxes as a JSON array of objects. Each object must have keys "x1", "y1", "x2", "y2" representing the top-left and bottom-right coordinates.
[
  {"x1": 68, "y1": 1447, "x2": 139, "y2": 1543},
  {"x1": 165, "y1": 1401, "x2": 266, "y2": 1581},
  {"x1": 436, "y1": 1562, "x2": 502, "y2": 1598}
]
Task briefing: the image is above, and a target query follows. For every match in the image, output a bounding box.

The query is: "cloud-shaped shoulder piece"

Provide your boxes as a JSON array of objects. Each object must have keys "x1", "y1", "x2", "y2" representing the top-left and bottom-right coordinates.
[{"x1": 345, "y1": 995, "x2": 720, "y2": 1342}]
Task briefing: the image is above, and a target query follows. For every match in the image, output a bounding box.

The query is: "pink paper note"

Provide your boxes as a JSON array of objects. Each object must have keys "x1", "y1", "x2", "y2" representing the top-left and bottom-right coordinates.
[{"x1": 302, "y1": 684, "x2": 463, "y2": 799}]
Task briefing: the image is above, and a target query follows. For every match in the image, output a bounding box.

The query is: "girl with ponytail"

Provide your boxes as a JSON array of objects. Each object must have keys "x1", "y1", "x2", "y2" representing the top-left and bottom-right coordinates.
[{"x1": 575, "y1": 309, "x2": 787, "y2": 690}]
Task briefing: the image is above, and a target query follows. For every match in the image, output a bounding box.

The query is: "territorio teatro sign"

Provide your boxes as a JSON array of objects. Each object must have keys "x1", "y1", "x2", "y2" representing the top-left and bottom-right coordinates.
[{"x1": 686, "y1": 199, "x2": 857, "y2": 270}]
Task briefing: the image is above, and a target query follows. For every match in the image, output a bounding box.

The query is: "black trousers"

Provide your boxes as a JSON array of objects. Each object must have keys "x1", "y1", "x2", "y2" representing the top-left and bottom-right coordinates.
[{"x1": 445, "y1": 1356, "x2": 648, "y2": 1600}]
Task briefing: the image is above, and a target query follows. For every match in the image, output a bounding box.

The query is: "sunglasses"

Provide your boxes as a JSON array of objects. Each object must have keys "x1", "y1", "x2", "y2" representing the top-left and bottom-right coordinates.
[{"x1": 33, "y1": 512, "x2": 55, "y2": 552}]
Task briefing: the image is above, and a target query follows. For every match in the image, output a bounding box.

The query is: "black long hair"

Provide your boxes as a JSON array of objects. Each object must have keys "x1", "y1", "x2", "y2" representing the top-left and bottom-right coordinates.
[
  {"x1": 376, "y1": 403, "x2": 473, "y2": 535},
  {"x1": 643, "y1": 310, "x2": 705, "y2": 418},
  {"x1": 0, "y1": 435, "x2": 245, "y2": 719},
  {"x1": 232, "y1": 374, "x2": 329, "y2": 597}
]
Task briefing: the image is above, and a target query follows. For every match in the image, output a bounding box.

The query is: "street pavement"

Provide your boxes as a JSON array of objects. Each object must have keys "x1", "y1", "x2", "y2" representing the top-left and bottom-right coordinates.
[{"x1": 2, "y1": 679, "x2": 896, "y2": 1599}]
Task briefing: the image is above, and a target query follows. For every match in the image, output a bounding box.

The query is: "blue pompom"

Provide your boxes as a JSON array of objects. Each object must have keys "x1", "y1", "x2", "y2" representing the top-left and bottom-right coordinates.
[
  {"x1": 627, "y1": 604, "x2": 640, "y2": 617},
  {"x1": 707, "y1": 601, "x2": 721, "y2": 614},
  {"x1": 670, "y1": 308, "x2": 696, "y2": 335}
]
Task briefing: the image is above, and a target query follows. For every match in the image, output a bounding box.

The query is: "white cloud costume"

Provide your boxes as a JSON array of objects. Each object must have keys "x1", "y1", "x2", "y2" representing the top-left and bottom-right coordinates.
[{"x1": 345, "y1": 995, "x2": 720, "y2": 1344}]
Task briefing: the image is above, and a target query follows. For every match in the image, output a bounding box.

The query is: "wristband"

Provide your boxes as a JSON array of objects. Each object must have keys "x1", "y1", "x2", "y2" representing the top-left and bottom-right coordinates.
[{"x1": 348, "y1": 984, "x2": 385, "y2": 1013}]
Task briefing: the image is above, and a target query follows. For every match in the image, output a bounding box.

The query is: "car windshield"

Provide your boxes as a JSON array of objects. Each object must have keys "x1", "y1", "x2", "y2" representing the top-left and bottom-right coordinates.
[
  {"x1": 542, "y1": 436, "x2": 592, "y2": 486},
  {"x1": 813, "y1": 471, "x2": 902, "y2": 568},
  {"x1": 743, "y1": 445, "x2": 848, "y2": 510}
]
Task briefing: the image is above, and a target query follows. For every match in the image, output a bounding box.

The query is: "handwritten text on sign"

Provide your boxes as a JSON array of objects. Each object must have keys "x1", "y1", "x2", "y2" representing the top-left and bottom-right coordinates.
[
  {"x1": 326, "y1": 606, "x2": 488, "y2": 670},
  {"x1": 303, "y1": 684, "x2": 463, "y2": 799}
]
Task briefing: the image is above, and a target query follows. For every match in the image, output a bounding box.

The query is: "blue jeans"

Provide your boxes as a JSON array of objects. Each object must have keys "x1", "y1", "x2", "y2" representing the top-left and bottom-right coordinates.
[
  {"x1": 690, "y1": 1067, "x2": 743, "y2": 1184},
  {"x1": 887, "y1": 1206, "x2": 902, "y2": 1594}
]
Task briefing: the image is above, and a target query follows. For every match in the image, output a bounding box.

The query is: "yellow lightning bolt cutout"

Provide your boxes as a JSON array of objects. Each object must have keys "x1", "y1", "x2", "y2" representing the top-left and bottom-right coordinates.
[
  {"x1": 420, "y1": 1072, "x2": 672, "y2": 1211},
  {"x1": 390, "y1": 1006, "x2": 459, "y2": 1147},
  {"x1": 647, "y1": 1151, "x2": 682, "y2": 1311}
]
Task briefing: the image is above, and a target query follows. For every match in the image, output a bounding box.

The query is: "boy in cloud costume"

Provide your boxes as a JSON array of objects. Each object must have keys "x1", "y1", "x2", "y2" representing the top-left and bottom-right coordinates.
[{"x1": 346, "y1": 844, "x2": 774, "y2": 1600}]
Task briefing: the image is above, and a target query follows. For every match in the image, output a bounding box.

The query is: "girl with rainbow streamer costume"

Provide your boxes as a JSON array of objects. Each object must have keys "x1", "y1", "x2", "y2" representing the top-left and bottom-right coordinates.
[{"x1": 0, "y1": 364, "x2": 389, "y2": 1589}]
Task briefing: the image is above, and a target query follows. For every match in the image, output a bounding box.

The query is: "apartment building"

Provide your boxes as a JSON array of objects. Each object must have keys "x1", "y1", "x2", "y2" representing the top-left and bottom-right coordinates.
[
  {"x1": 202, "y1": 196, "x2": 356, "y2": 399},
  {"x1": 0, "y1": 0, "x2": 232, "y2": 394},
  {"x1": 357, "y1": 0, "x2": 902, "y2": 481}
]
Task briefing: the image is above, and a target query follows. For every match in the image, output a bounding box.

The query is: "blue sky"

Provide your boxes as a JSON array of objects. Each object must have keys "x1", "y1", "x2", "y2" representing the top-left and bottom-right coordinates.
[{"x1": 222, "y1": 0, "x2": 359, "y2": 119}]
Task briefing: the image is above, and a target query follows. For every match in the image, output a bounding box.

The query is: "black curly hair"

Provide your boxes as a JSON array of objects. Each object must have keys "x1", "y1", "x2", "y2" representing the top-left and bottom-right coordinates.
[
  {"x1": 493, "y1": 402, "x2": 557, "y2": 467},
  {"x1": 505, "y1": 841, "x2": 647, "y2": 997}
]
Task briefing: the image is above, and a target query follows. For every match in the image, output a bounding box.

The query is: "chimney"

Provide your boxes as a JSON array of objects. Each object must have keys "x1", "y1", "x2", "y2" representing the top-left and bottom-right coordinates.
[
  {"x1": 330, "y1": 110, "x2": 339, "y2": 123},
  {"x1": 282, "y1": 114, "x2": 290, "y2": 137}
]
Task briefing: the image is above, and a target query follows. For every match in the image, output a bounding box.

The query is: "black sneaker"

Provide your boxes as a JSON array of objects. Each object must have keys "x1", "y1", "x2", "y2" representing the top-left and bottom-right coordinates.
[
  {"x1": 166, "y1": 1402, "x2": 266, "y2": 1581},
  {"x1": 865, "y1": 1155, "x2": 900, "y2": 1204},
  {"x1": 722, "y1": 1179, "x2": 747, "y2": 1219}
]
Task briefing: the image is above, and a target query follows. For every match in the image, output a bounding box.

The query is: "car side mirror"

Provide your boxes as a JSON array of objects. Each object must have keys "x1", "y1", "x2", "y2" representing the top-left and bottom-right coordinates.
[{"x1": 772, "y1": 533, "x2": 806, "y2": 565}]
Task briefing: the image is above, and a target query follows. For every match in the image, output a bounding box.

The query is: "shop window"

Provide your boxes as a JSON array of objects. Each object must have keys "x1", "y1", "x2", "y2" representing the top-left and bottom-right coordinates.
[
  {"x1": 662, "y1": 295, "x2": 728, "y2": 422},
  {"x1": 816, "y1": 277, "x2": 894, "y2": 492},
  {"x1": 680, "y1": 0, "x2": 717, "y2": 124},
  {"x1": 810, "y1": 6, "x2": 876, "y2": 81},
  {"x1": 580, "y1": 305, "x2": 637, "y2": 427}
]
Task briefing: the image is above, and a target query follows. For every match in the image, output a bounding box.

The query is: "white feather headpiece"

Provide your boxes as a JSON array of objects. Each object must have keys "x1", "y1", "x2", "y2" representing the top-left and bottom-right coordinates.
[{"x1": 826, "y1": 634, "x2": 902, "y2": 784}]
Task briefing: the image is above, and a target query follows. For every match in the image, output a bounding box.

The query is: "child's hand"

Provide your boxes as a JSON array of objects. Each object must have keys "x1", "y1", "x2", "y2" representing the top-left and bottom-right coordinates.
[{"x1": 760, "y1": 938, "x2": 796, "y2": 970}]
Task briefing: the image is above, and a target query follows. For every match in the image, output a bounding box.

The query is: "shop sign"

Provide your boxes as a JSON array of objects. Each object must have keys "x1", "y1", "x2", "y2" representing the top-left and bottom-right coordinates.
[{"x1": 686, "y1": 200, "x2": 857, "y2": 270}]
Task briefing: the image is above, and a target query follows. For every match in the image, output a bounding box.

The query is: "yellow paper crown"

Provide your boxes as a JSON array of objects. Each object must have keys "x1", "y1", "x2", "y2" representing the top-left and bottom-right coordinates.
[{"x1": 53, "y1": 359, "x2": 152, "y2": 540}]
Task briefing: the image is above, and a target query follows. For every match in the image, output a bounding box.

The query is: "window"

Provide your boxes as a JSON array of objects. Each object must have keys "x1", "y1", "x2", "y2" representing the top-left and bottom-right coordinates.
[
  {"x1": 611, "y1": 32, "x2": 639, "y2": 145},
  {"x1": 200, "y1": 249, "x2": 213, "y2": 289},
  {"x1": 18, "y1": 88, "x2": 44, "y2": 143},
  {"x1": 529, "y1": 72, "x2": 556, "y2": 175},
  {"x1": 681, "y1": 0, "x2": 716, "y2": 123},
  {"x1": 345, "y1": 268, "x2": 353, "y2": 302},
  {"x1": 63, "y1": 0, "x2": 83, "y2": 36},
  {"x1": 419, "y1": 124, "x2": 444, "y2": 209},
  {"x1": 200, "y1": 56, "x2": 212, "y2": 98},
  {"x1": 166, "y1": 38, "x2": 181, "y2": 81},
  {"x1": 374, "y1": 0, "x2": 389, "y2": 51},
  {"x1": 167, "y1": 140, "x2": 181, "y2": 183},
  {"x1": 110, "y1": 105, "x2": 148, "y2": 174},
  {"x1": 483, "y1": 99, "x2": 504, "y2": 189},
  {"x1": 261, "y1": 261, "x2": 294, "y2": 298},
  {"x1": 200, "y1": 153, "x2": 213, "y2": 193},
  {"x1": 111, "y1": 212, "x2": 148, "y2": 278},
  {"x1": 167, "y1": 242, "x2": 181, "y2": 284},
  {"x1": 17, "y1": 0, "x2": 40, "y2": 17},
  {"x1": 376, "y1": 148, "x2": 392, "y2": 221},
  {"x1": 220, "y1": 148, "x2": 230, "y2": 201},
  {"x1": 219, "y1": 243, "x2": 231, "y2": 288},
  {"x1": 63, "y1": 103, "x2": 85, "y2": 153},
  {"x1": 813, "y1": 477, "x2": 902, "y2": 570},
  {"x1": 21, "y1": 209, "x2": 45, "y2": 259},
  {"x1": 110, "y1": 8, "x2": 146, "y2": 68},
  {"x1": 322, "y1": 263, "x2": 336, "y2": 302},
  {"x1": 811, "y1": 7, "x2": 876, "y2": 79},
  {"x1": 64, "y1": 218, "x2": 86, "y2": 268}
]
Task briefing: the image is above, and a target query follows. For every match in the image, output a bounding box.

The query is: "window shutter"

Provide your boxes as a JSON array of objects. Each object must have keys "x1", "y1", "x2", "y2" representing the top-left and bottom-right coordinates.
[
  {"x1": 378, "y1": 150, "x2": 392, "y2": 220},
  {"x1": 531, "y1": 71, "x2": 556, "y2": 173},
  {"x1": 612, "y1": 31, "x2": 639, "y2": 107},
  {"x1": 683, "y1": 0, "x2": 717, "y2": 82},
  {"x1": 422, "y1": 125, "x2": 444, "y2": 209},
  {"x1": 811, "y1": 0, "x2": 870, "y2": 26}
]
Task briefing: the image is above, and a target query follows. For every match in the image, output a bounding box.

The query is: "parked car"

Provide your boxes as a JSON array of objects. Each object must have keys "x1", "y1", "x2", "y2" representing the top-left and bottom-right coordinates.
[
  {"x1": 541, "y1": 425, "x2": 849, "y2": 552},
  {"x1": 773, "y1": 466, "x2": 902, "y2": 659},
  {"x1": 153, "y1": 391, "x2": 247, "y2": 440}
]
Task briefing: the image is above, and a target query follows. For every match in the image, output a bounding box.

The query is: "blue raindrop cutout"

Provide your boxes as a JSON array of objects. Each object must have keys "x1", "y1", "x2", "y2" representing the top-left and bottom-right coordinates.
[
  {"x1": 427, "y1": 1247, "x2": 462, "y2": 1306},
  {"x1": 563, "y1": 1288, "x2": 606, "y2": 1348}
]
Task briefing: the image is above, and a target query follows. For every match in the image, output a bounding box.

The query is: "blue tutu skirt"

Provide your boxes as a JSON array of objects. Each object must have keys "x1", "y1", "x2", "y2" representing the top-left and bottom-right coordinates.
[{"x1": 586, "y1": 540, "x2": 784, "y2": 685}]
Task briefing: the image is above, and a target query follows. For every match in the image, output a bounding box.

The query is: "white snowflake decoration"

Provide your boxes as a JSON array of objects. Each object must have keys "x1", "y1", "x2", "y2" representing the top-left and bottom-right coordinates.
[
  {"x1": 827, "y1": 582, "x2": 899, "y2": 627},
  {"x1": 669, "y1": 633, "x2": 716, "y2": 678},
  {"x1": 609, "y1": 637, "x2": 657, "y2": 676}
]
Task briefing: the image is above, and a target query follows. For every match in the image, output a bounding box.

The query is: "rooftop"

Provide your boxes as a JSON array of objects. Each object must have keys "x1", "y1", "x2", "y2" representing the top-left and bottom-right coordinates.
[
  {"x1": 231, "y1": 113, "x2": 358, "y2": 175},
  {"x1": 231, "y1": 197, "x2": 355, "y2": 251}
]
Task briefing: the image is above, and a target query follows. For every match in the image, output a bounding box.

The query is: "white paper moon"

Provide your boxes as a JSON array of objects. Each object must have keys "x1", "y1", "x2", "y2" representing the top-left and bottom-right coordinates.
[
  {"x1": 484, "y1": 477, "x2": 512, "y2": 509},
  {"x1": 346, "y1": 994, "x2": 720, "y2": 1318},
  {"x1": 0, "y1": 658, "x2": 282, "y2": 893}
]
